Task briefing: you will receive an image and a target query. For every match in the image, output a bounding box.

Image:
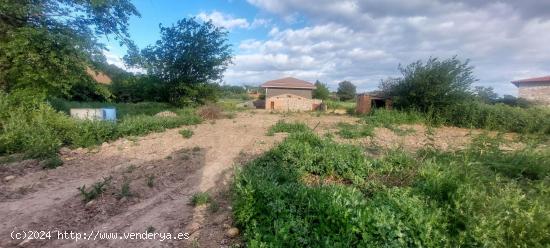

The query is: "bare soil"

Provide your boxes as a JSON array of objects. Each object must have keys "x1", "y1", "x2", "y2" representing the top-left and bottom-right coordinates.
[{"x1": 0, "y1": 110, "x2": 526, "y2": 247}]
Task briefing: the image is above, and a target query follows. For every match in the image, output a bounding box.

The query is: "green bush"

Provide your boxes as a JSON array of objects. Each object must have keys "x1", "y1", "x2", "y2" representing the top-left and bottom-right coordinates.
[{"x1": 191, "y1": 192, "x2": 211, "y2": 206}]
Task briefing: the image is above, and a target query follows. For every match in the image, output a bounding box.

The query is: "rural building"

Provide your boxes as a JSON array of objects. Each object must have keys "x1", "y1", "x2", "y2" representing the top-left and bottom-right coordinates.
[
  {"x1": 261, "y1": 77, "x2": 321, "y2": 111},
  {"x1": 356, "y1": 92, "x2": 392, "y2": 114},
  {"x1": 512, "y1": 76, "x2": 550, "y2": 105}
]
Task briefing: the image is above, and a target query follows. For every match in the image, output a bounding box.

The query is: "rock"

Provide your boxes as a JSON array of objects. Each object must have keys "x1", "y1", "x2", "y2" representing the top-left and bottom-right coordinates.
[
  {"x1": 146, "y1": 166, "x2": 154, "y2": 170},
  {"x1": 226, "y1": 227, "x2": 239, "y2": 238},
  {"x1": 3, "y1": 175, "x2": 15, "y2": 182},
  {"x1": 85, "y1": 200, "x2": 96, "y2": 208},
  {"x1": 101, "y1": 142, "x2": 109, "y2": 147},
  {"x1": 59, "y1": 147, "x2": 71, "y2": 155},
  {"x1": 119, "y1": 197, "x2": 127, "y2": 203},
  {"x1": 155, "y1": 111, "x2": 178, "y2": 118},
  {"x1": 222, "y1": 223, "x2": 231, "y2": 229}
]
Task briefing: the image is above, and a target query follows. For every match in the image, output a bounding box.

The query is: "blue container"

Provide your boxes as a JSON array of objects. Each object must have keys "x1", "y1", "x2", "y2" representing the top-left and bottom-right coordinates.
[{"x1": 102, "y1": 108, "x2": 117, "y2": 121}]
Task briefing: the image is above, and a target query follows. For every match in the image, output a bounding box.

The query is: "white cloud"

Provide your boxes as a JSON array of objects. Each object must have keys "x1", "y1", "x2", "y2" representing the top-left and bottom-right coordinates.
[
  {"x1": 197, "y1": 11, "x2": 250, "y2": 29},
  {"x1": 224, "y1": 0, "x2": 550, "y2": 95},
  {"x1": 103, "y1": 50, "x2": 145, "y2": 74}
]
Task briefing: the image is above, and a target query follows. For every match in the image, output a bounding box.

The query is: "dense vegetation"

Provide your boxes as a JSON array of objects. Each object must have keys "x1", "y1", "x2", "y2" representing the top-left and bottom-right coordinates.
[
  {"x1": 233, "y1": 129, "x2": 550, "y2": 247},
  {"x1": 0, "y1": 90, "x2": 201, "y2": 159},
  {"x1": 377, "y1": 56, "x2": 550, "y2": 135}
]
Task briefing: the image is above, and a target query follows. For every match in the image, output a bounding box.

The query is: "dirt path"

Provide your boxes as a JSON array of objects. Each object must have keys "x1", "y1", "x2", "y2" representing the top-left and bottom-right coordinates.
[{"x1": 0, "y1": 111, "x2": 284, "y2": 248}]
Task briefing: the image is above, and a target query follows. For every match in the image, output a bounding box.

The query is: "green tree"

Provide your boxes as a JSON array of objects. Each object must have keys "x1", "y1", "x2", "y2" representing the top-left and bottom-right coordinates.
[
  {"x1": 0, "y1": 0, "x2": 139, "y2": 97},
  {"x1": 337, "y1": 80, "x2": 356, "y2": 101},
  {"x1": 313, "y1": 80, "x2": 330, "y2": 100},
  {"x1": 474, "y1": 86, "x2": 498, "y2": 103},
  {"x1": 386, "y1": 56, "x2": 476, "y2": 112},
  {"x1": 127, "y1": 18, "x2": 232, "y2": 106}
]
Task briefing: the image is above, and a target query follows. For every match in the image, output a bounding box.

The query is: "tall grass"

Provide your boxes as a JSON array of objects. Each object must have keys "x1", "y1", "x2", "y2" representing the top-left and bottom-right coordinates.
[
  {"x1": 49, "y1": 99, "x2": 177, "y2": 118},
  {"x1": 363, "y1": 102, "x2": 550, "y2": 135},
  {"x1": 233, "y1": 130, "x2": 550, "y2": 247}
]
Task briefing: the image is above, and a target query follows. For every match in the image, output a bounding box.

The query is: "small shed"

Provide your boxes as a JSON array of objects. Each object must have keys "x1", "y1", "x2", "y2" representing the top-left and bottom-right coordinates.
[
  {"x1": 261, "y1": 77, "x2": 321, "y2": 112},
  {"x1": 356, "y1": 92, "x2": 392, "y2": 114}
]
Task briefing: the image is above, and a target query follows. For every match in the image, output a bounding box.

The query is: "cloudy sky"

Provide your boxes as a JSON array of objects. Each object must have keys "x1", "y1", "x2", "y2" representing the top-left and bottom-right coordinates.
[{"x1": 103, "y1": 0, "x2": 550, "y2": 96}]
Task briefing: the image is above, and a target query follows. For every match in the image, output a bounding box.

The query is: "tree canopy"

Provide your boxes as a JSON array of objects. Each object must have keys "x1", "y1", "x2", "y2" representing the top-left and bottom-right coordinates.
[
  {"x1": 127, "y1": 18, "x2": 232, "y2": 105},
  {"x1": 0, "y1": 0, "x2": 139, "y2": 97},
  {"x1": 313, "y1": 80, "x2": 330, "y2": 100},
  {"x1": 337, "y1": 80, "x2": 356, "y2": 101},
  {"x1": 381, "y1": 56, "x2": 476, "y2": 112}
]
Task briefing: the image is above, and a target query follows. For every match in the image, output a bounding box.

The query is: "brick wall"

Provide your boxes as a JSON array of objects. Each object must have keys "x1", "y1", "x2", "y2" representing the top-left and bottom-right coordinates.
[
  {"x1": 518, "y1": 82, "x2": 550, "y2": 105},
  {"x1": 266, "y1": 94, "x2": 321, "y2": 112}
]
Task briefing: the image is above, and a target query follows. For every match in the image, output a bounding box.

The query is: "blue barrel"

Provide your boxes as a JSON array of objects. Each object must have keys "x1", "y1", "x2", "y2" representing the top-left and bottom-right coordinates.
[{"x1": 102, "y1": 108, "x2": 117, "y2": 121}]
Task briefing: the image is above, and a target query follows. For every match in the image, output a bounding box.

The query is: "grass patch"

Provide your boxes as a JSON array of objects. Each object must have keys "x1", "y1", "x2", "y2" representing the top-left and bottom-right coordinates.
[
  {"x1": 191, "y1": 192, "x2": 211, "y2": 206},
  {"x1": 336, "y1": 122, "x2": 374, "y2": 139},
  {"x1": 179, "y1": 129, "x2": 194, "y2": 138},
  {"x1": 267, "y1": 120, "x2": 310, "y2": 136},
  {"x1": 146, "y1": 175, "x2": 155, "y2": 188},
  {"x1": 233, "y1": 132, "x2": 550, "y2": 247}
]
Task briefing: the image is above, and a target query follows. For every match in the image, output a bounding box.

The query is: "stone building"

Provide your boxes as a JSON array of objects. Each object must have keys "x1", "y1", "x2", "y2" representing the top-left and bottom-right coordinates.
[
  {"x1": 512, "y1": 76, "x2": 550, "y2": 105},
  {"x1": 260, "y1": 77, "x2": 321, "y2": 111}
]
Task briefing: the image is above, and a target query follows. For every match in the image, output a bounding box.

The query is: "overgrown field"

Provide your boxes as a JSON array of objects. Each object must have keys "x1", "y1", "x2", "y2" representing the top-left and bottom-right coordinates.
[
  {"x1": 233, "y1": 128, "x2": 550, "y2": 247},
  {"x1": 362, "y1": 103, "x2": 550, "y2": 135},
  {"x1": 0, "y1": 91, "x2": 201, "y2": 159}
]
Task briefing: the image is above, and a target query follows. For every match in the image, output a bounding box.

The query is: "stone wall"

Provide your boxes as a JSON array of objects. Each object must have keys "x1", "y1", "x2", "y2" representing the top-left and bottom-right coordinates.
[
  {"x1": 518, "y1": 82, "x2": 550, "y2": 105},
  {"x1": 266, "y1": 94, "x2": 321, "y2": 112}
]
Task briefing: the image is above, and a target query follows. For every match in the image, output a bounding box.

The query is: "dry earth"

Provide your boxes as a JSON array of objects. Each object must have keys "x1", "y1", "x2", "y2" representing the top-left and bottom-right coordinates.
[{"x1": 0, "y1": 110, "x2": 526, "y2": 247}]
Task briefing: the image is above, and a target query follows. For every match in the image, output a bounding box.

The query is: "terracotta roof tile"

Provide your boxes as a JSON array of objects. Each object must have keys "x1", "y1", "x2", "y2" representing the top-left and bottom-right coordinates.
[
  {"x1": 512, "y1": 75, "x2": 550, "y2": 86},
  {"x1": 261, "y1": 77, "x2": 316, "y2": 89}
]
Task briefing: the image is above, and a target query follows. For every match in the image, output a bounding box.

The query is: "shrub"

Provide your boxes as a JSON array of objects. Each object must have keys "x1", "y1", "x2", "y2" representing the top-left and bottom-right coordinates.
[
  {"x1": 78, "y1": 177, "x2": 112, "y2": 202},
  {"x1": 267, "y1": 121, "x2": 310, "y2": 136},
  {"x1": 41, "y1": 155, "x2": 64, "y2": 169},
  {"x1": 363, "y1": 109, "x2": 425, "y2": 127},
  {"x1": 179, "y1": 129, "x2": 193, "y2": 138},
  {"x1": 197, "y1": 103, "x2": 223, "y2": 120}
]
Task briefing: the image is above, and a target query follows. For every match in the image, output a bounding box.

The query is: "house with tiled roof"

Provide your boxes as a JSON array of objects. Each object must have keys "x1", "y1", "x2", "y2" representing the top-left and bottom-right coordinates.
[
  {"x1": 260, "y1": 77, "x2": 321, "y2": 111},
  {"x1": 512, "y1": 76, "x2": 550, "y2": 105}
]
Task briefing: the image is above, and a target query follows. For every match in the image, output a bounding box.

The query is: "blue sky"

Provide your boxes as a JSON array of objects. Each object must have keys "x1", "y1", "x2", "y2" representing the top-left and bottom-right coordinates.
[{"x1": 103, "y1": 0, "x2": 550, "y2": 96}]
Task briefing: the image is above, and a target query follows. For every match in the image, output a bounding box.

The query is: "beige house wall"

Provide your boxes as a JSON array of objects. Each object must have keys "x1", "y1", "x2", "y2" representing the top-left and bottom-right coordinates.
[
  {"x1": 265, "y1": 94, "x2": 321, "y2": 112},
  {"x1": 518, "y1": 82, "x2": 550, "y2": 105}
]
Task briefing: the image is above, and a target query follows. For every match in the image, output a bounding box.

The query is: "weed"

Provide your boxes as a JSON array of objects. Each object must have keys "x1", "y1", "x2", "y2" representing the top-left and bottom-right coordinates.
[
  {"x1": 386, "y1": 125, "x2": 416, "y2": 136},
  {"x1": 41, "y1": 155, "x2": 64, "y2": 169},
  {"x1": 198, "y1": 103, "x2": 223, "y2": 120},
  {"x1": 146, "y1": 175, "x2": 155, "y2": 188},
  {"x1": 117, "y1": 180, "x2": 134, "y2": 199},
  {"x1": 191, "y1": 192, "x2": 211, "y2": 206},
  {"x1": 146, "y1": 226, "x2": 155, "y2": 233},
  {"x1": 208, "y1": 201, "x2": 220, "y2": 213},
  {"x1": 179, "y1": 129, "x2": 194, "y2": 138},
  {"x1": 192, "y1": 146, "x2": 200, "y2": 152},
  {"x1": 125, "y1": 165, "x2": 136, "y2": 173},
  {"x1": 78, "y1": 176, "x2": 112, "y2": 202}
]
